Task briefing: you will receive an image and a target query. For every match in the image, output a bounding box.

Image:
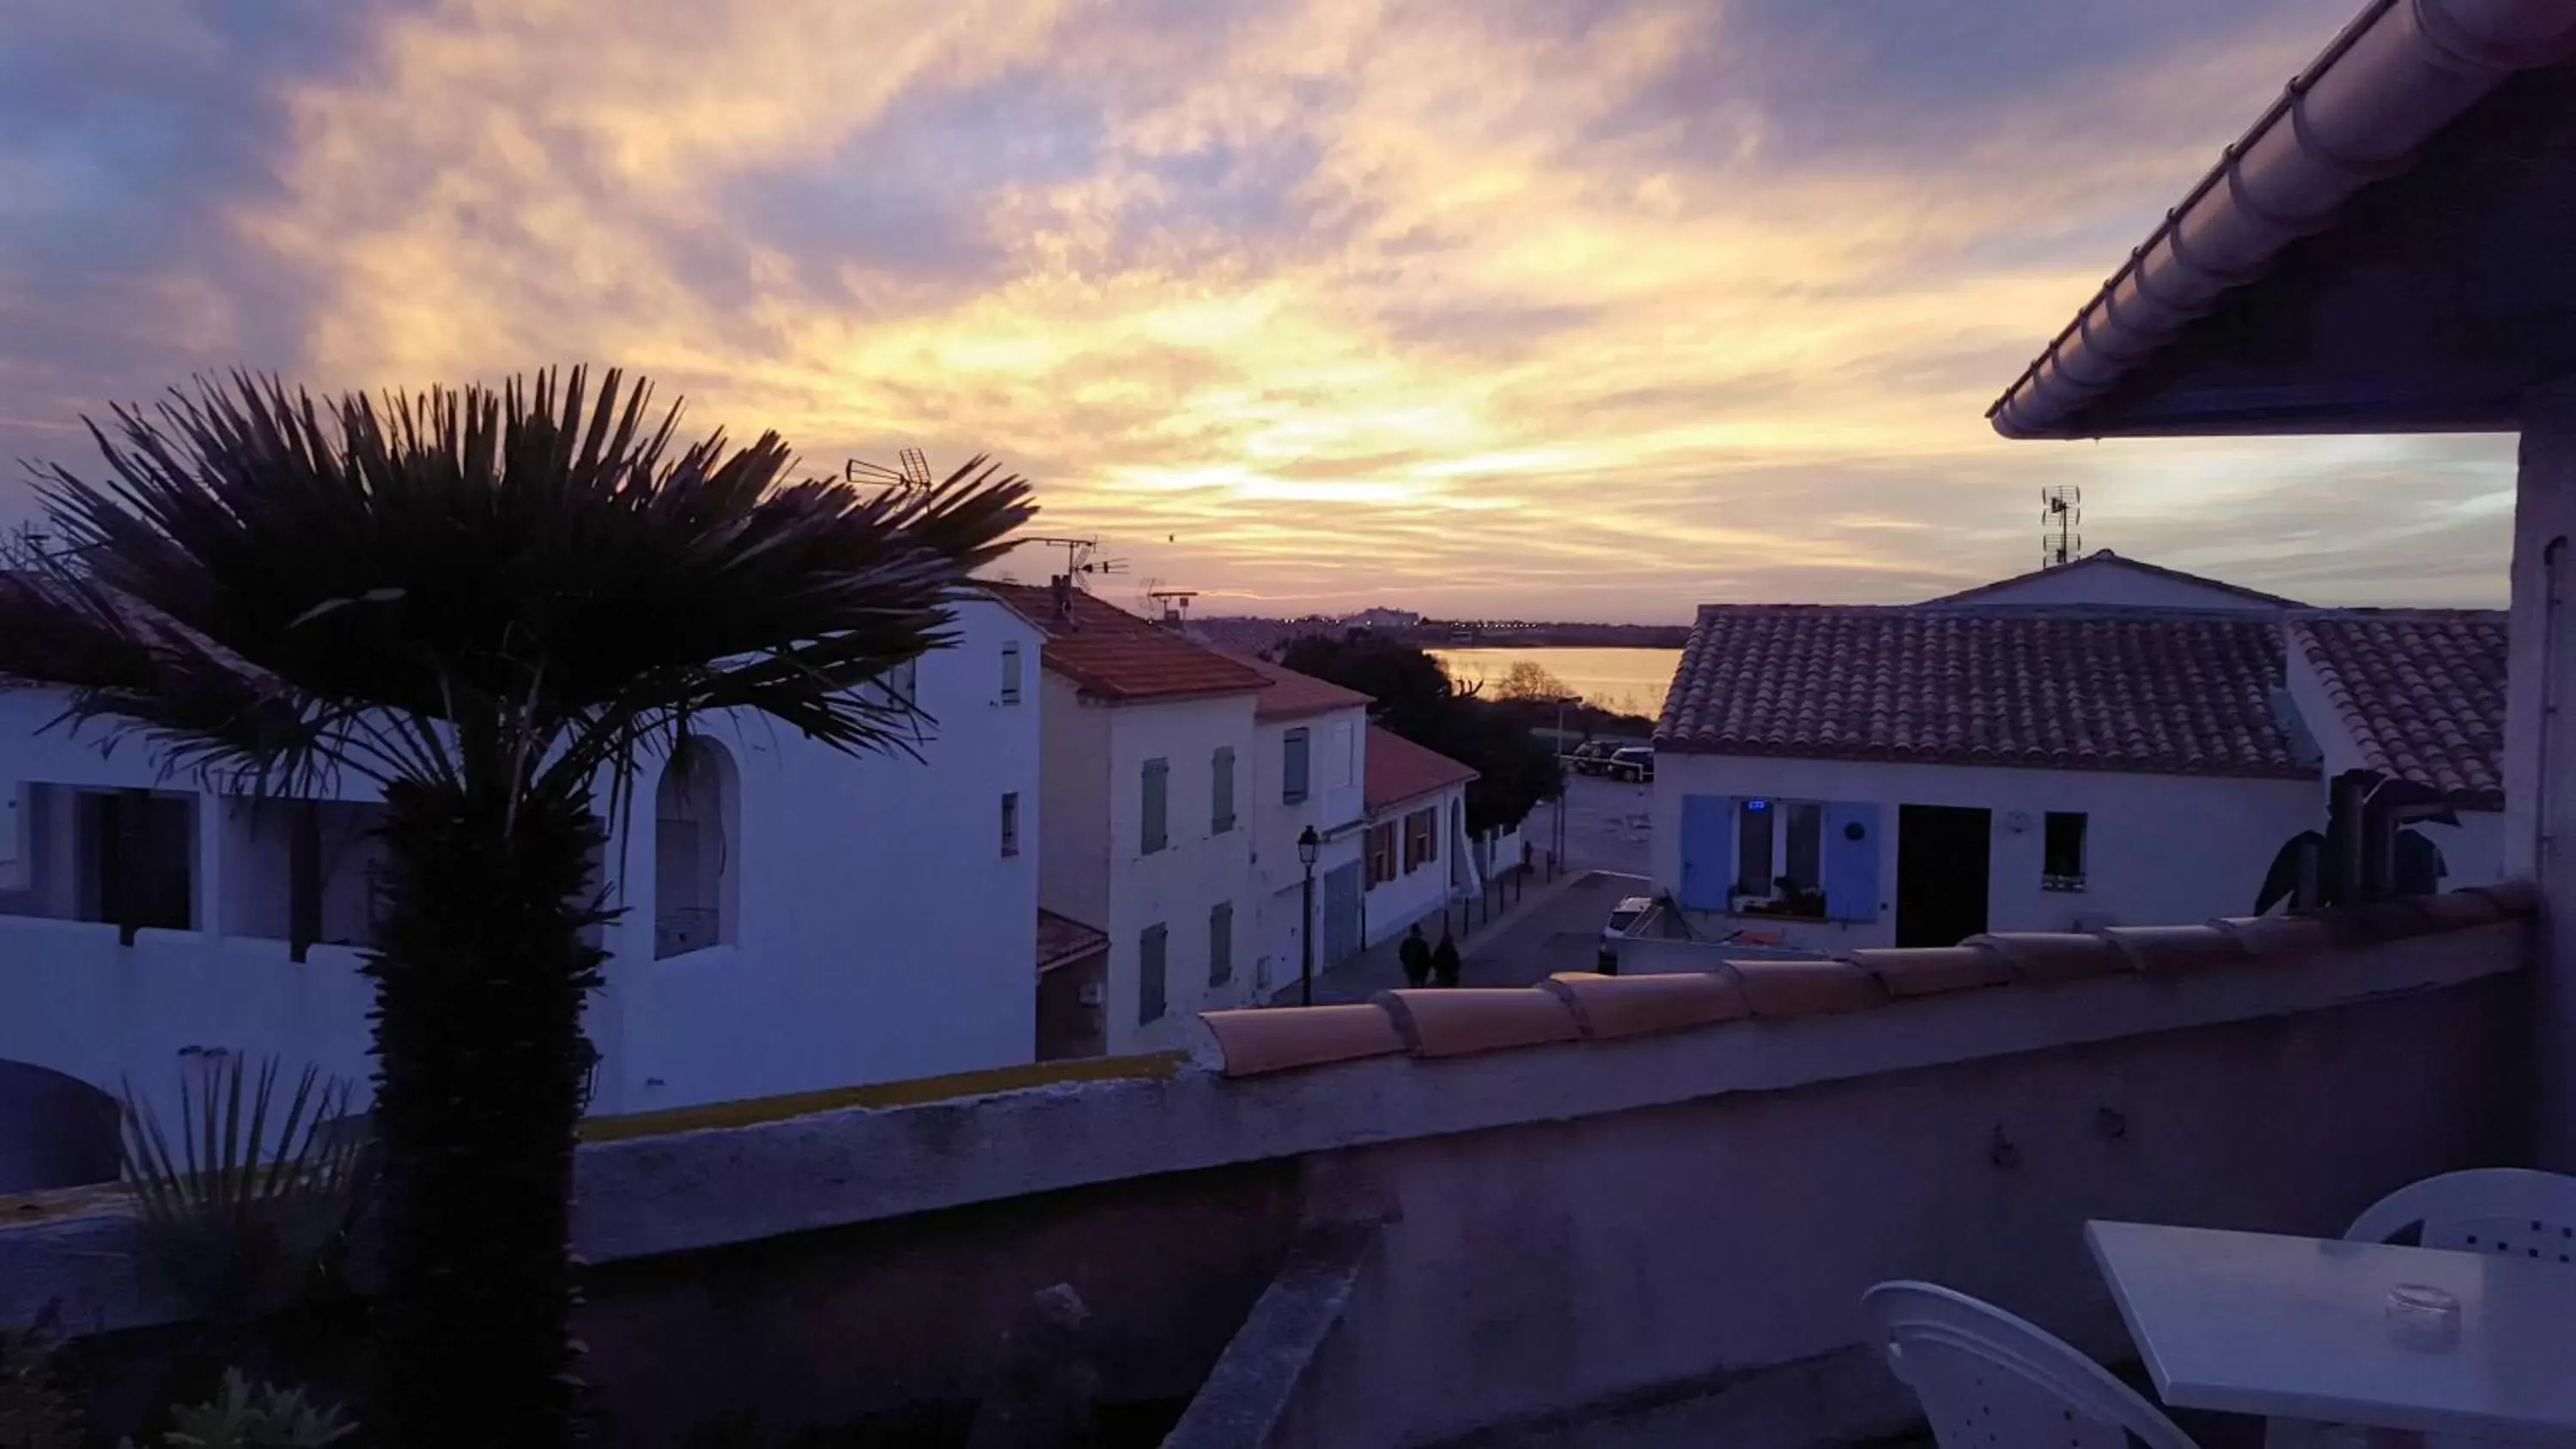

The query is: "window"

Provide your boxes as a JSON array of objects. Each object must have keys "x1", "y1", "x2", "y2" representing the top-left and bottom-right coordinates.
[
  {"x1": 1283, "y1": 728, "x2": 1310, "y2": 803},
  {"x1": 1733, "y1": 797, "x2": 1826, "y2": 919},
  {"x1": 1000, "y1": 792, "x2": 1020, "y2": 857},
  {"x1": 1366, "y1": 822, "x2": 1396, "y2": 886},
  {"x1": 1783, "y1": 802, "x2": 1824, "y2": 893},
  {"x1": 1212, "y1": 747, "x2": 1236, "y2": 834},
  {"x1": 1209, "y1": 901, "x2": 1233, "y2": 985},
  {"x1": 1326, "y1": 722, "x2": 1354, "y2": 790},
  {"x1": 1142, "y1": 757, "x2": 1169, "y2": 855},
  {"x1": 654, "y1": 737, "x2": 739, "y2": 958},
  {"x1": 2043, "y1": 812, "x2": 2087, "y2": 891},
  {"x1": 885, "y1": 658, "x2": 919, "y2": 706},
  {"x1": 1139, "y1": 923, "x2": 1168, "y2": 1024},
  {"x1": 1734, "y1": 799, "x2": 1775, "y2": 897},
  {"x1": 1402, "y1": 807, "x2": 1437, "y2": 874},
  {"x1": 1000, "y1": 643, "x2": 1023, "y2": 704},
  {"x1": 75, "y1": 789, "x2": 193, "y2": 937}
]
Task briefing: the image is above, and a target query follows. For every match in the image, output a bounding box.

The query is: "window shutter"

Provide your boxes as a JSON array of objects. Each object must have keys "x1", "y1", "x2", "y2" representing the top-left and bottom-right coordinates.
[
  {"x1": 1284, "y1": 728, "x2": 1309, "y2": 803},
  {"x1": 1001, "y1": 643, "x2": 1023, "y2": 704},
  {"x1": 1678, "y1": 795, "x2": 1734, "y2": 911},
  {"x1": 1139, "y1": 924, "x2": 1168, "y2": 1022},
  {"x1": 1822, "y1": 802, "x2": 1881, "y2": 922},
  {"x1": 1212, "y1": 747, "x2": 1236, "y2": 833},
  {"x1": 1142, "y1": 758, "x2": 1169, "y2": 854},
  {"x1": 1209, "y1": 901, "x2": 1233, "y2": 985}
]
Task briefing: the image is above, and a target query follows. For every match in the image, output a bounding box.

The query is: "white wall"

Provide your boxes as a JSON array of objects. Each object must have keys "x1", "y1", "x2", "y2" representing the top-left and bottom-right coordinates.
[
  {"x1": 0, "y1": 599, "x2": 1045, "y2": 1120},
  {"x1": 605, "y1": 597, "x2": 1042, "y2": 1111},
  {"x1": 1363, "y1": 785, "x2": 1467, "y2": 945},
  {"x1": 1100, "y1": 694, "x2": 1262, "y2": 1052},
  {"x1": 2282, "y1": 633, "x2": 2510, "y2": 892},
  {"x1": 1249, "y1": 706, "x2": 1366, "y2": 997},
  {"x1": 1035, "y1": 674, "x2": 1113, "y2": 935},
  {"x1": 1651, "y1": 753, "x2": 2317, "y2": 950},
  {"x1": 1933, "y1": 557, "x2": 2287, "y2": 610}
]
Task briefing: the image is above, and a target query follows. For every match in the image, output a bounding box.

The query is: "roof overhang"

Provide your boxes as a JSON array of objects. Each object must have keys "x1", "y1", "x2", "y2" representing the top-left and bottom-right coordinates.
[{"x1": 1990, "y1": 0, "x2": 2576, "y2": 440}]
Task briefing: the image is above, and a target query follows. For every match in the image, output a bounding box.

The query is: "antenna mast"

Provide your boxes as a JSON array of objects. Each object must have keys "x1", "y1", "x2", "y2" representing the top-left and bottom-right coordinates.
[
  {"x1": 845, "y1": 447, "x2": 938, "y2": 493},
  {"x1": 1145, "y1": 587, "x2": 1200, "y2": 627},
  {"x1": 1017, "y1": 536, "x2": 1128, "y2": 591},
  {"x1": 2041, "y1": 485, "x2": 2082, "y2": 569}
]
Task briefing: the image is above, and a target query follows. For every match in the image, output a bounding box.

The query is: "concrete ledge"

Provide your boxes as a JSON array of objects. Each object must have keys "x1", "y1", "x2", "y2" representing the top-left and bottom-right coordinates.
[
  {"x1": 1160, "y1": 1223, "x2": 1378, "y2": 1449},
  {"x1": 0, "y1": 919, "x2": 2530, "y2": 1333}
]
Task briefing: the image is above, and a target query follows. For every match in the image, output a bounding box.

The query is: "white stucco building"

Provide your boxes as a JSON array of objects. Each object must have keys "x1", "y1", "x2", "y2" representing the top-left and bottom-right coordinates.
[
  {"x1": 1227, "y1": 652, "x2": 1371, "y2": 1001},
  {"x1": 1360, "y1": 725, "x2": 1479, "y2": 948},
  {"x1": 990, "y1": 582, "x2": 1273, "y2": 1054},
  {"x1": 0, "y1": 594, "x2": 1047, "y2": 1126}
]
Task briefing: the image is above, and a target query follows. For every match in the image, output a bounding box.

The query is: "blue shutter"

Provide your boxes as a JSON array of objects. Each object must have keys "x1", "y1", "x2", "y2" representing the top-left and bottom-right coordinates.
[
  {"x1": 1284, "y1": 728, "x2": 1309, "y2": 803},
  {"x1": 1143, "y1": 758, "x2": 1169, "y2": 854},
  {"x1": 1212, "y1": 747, "x2": 1236, "y2": 833},
  {"x1": 1139, "y1": 924, "x2": 1168, "y2": 1022},
  {"x1": 1823, "y1": 802, "x2": 1881, "y2": 922},
  {"x1": 1679, "y1": 795, "x2": 1734, "y2": 911}
]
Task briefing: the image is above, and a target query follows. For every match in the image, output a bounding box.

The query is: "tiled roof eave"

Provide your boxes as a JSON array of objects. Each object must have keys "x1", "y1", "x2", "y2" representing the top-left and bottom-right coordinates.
[{"x1": 1649, "y1": 737, "x2": 2319, "y2": 783}]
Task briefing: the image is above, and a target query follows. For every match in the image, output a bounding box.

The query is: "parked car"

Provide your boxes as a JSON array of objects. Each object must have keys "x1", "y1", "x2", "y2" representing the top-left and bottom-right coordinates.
[
  {"x1": 1600, "y1": 895, "x2": 1652, "y2": 971},
  {"x1": 1608, "y1": 746, "x2": 1653, "y2": 783},
  {"x1": 1564, "y1": 739, "x2": 1621, "y2": 776}
]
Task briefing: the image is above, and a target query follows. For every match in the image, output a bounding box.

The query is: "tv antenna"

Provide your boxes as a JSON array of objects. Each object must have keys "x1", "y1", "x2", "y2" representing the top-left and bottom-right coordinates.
[
  {"x1": 1145, "y1": 586, "x2": 1200, "y2": 626},
  {"x1": 1018, "y1": 536, "x2": 1127, "y2": 591},
  {"x1": 844, "y1": 447, "x2": 938, "y2": 493},
  {"x1": 2041, "y1": 485, "x2": 2082, "y2": 569}
]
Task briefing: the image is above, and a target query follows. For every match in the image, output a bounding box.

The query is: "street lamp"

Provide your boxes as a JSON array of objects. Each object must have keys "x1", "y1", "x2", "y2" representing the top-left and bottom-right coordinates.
[{"x1": 1297, "y1": 825, "x2": 1321, "y2": 1007}]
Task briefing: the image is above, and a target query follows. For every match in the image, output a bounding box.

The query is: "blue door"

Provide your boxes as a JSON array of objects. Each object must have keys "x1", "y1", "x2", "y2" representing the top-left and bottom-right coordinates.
[{"x1": 1322, "y1": 862, "x2": 1364, "y2": 964}]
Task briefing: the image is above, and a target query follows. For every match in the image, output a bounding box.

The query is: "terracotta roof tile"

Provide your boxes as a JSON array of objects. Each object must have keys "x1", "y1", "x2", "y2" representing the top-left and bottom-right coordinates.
[
  {"x1": 1196, "y1": 885, "x2": 2537, "y2": 1070},
  {"x1": 1965, "y1": 931, "x2": 2124, "y2": 983},
  {"x1": 1198, "y1": 1004, "x2": 1404, "y2": 1077},
  {"x1": 1923, "y1": 552, "x2": 2306, "y2": 609},
  {"x1": 1848, "y1": 945, "x2": 2014, "y2": 997},
  {"x1": 983, "y1": 583, "x2": 1271, "y2": 702},
  {"x1": 1036, "y1": 909, "x2": 1108, "y2": 976},
  {"x1": 2290, "y1": 611, "x2": 2506, "y2": 809},
  {"x1": 1223, "y1": 651, "x2": 1374, "y2": 721},
  {"x1": 1730, "y1": 959, "x2": 1885, "y2": 1016},
  {"x1": 1656, "y1": 606, "x2": 2311, "y2": 779},
  {"x1": 1543, "y1": 971, "x2": 1749, "y2": 1038},
  {"x1": 2097, "y1": 925, "x2": 2246, "y2": 975},
  {"x1": 1375, "y1": 987, "x2": 1579, "y2": 1058},
  {"x1": 1364, "y1": 726, "x2": 1478, "y2": 813}
]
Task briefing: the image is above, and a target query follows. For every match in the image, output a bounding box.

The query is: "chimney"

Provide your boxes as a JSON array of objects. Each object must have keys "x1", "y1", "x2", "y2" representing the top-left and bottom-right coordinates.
[{"x1": 1050, "y1": 574, "x2": 1074, "y2": 622}]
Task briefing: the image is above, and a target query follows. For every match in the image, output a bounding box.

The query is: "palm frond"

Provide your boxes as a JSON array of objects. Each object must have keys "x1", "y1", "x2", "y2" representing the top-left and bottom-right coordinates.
[{"x1": 9, "y1": 369, "x2": 1037, "y2": 802}]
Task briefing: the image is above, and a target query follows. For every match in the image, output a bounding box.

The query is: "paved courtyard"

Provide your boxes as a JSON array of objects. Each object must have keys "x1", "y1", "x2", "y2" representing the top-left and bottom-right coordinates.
[{"x1": 1530, "y1": 770, "x2": 1655, "y2": 878}]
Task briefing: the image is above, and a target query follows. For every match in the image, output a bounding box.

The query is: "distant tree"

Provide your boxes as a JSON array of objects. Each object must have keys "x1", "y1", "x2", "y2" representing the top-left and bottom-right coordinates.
[
  {"x1": 1279, "y1": 631, "x2": 1563, "y2": 834},
  {"x1": 1494, "y1": 659, "x2": 1571, "y2": 702}
]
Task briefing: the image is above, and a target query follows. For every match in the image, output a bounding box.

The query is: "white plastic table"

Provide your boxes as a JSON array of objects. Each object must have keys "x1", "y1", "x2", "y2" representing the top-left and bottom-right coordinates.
[{"x1": 2087, "y1": 1220, "x2": 2576, "y2": 1447}]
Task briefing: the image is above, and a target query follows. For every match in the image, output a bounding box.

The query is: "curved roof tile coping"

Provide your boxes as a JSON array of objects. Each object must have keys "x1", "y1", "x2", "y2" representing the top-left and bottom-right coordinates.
[
  {"x1": 1728, "y1": 959, "x2": 1886, "y2": 1016},
  {"x1": 1192, "y1": 884, "x2": 2535, "y2": 1076},
  {"x1": 1849, "y1": 945, "x2": 2015, "y2": 997},
  {"x1": 1544, "y1": 971, "x2": 1749, "y2": 1039},
  {"x1": 1963, "y1": 931, "x2": 2126, "y2": 984},
  {"x1": 2098, "y1": 925, "x2": 2249, "y2": 976},
  {"x1": 1375, "y1": 988, "x2": 1579, "y2": 1058},
  {"x1": 1198, "y1": 1005, "x2": 1405, "y2": 1078}
]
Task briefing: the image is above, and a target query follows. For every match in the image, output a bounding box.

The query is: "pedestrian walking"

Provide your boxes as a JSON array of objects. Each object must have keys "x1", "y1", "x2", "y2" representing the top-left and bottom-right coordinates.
[
  {"x1": 1398, "y1": 923, "x2": 1432, "y2": 990},
  {"x1": 1431, "y1": 929, "x2": 1461, "y2": 989}
]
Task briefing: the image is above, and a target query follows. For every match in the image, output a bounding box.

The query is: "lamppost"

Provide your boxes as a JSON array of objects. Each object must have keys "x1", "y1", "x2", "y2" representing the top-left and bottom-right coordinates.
[
  {"x1": 1297, "y1": 825, "x2": 1321, "y2": 1007},
  {"x1": 1546, "y1": 693, "x2": 1581, "y2": 873}
]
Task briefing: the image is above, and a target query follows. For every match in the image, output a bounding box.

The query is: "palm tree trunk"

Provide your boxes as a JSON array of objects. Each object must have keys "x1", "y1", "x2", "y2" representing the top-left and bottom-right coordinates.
[{"x1": 364, "y1": 778, "x2": 608, "y2": 1446}]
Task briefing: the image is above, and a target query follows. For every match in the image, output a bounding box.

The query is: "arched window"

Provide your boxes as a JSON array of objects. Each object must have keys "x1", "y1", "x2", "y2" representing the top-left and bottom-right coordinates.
[{"x1": 654, "y1": 736, "x2": 739, "y2": 958}]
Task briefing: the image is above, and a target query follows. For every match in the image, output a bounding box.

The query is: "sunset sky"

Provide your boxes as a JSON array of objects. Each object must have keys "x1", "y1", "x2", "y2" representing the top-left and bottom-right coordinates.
[{"x1": 0, "y1": 0, "x2": 2518, "y2": 620}]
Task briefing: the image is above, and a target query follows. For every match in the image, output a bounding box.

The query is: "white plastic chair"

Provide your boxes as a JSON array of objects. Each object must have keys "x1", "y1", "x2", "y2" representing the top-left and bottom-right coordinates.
[
  {"x1": 2345, "y1": 1168, "x2": 2576, "y2": 1264},
  {"x1": 1864, "y1": 1281, "x2": 2202, "y2": 1449}
]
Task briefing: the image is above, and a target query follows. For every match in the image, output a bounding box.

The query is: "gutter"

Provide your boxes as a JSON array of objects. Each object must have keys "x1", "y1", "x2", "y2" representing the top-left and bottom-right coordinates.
[{"x1": 1989, "y1": 0, "x2": 2576, "y2": 440}]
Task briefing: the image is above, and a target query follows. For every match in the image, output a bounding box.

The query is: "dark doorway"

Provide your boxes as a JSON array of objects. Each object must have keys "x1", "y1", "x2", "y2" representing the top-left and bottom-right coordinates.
[{"x1": 1896, "y1": 805, "x2": 1991, "y2": 948}]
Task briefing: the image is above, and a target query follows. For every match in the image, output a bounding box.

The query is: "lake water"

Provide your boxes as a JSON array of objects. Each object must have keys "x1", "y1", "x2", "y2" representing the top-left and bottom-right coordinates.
[{"x1": 1431, "y1": 647, "x2": 1683, "y2": 719}]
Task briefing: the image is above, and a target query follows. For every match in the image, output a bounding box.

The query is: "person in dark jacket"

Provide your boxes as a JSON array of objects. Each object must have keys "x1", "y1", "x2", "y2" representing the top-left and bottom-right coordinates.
[
  {"x1": 1397, "y1": 924, "x2": 1432, "y2": 989},
  {"x1": 1431, "y1": 930, "x2": 1462, "y2": 988}
]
